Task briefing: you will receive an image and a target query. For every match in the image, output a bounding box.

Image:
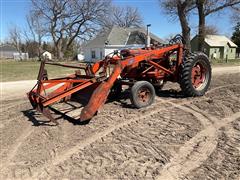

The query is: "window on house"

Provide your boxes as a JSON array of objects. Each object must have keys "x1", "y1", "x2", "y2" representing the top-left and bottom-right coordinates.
[
  {"x1": 91, "y1": 50, "x2": 96, "y2": 59},
  {"x1": 100, "y1": 51, "x2": 103, "y2": 59},
  {"x1": 231, "y1": 49, "x2": 233, "y2": 53}
]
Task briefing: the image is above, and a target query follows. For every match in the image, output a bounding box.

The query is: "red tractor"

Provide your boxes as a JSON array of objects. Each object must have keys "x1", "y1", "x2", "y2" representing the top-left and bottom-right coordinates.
[{"x1": 28, "y1": 34, "x2": 211, "y2": 124}]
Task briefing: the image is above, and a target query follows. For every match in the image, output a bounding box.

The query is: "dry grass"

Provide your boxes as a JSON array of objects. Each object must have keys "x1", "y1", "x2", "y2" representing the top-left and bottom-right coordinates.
[
  {"x1": 210, "y1": 58, "x2": 240, "y2": 66},
  {"x1": 1, "y1": 58, "x2": 239, "y2": 82},
  {"x1": 0, "y1": 59, "x2": 80, "y2": 82}
]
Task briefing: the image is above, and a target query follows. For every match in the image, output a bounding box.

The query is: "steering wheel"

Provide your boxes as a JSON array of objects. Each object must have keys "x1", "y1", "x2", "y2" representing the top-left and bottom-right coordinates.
[{"x1": 169, "y1": 34, "x2": 185, "y2": 45}]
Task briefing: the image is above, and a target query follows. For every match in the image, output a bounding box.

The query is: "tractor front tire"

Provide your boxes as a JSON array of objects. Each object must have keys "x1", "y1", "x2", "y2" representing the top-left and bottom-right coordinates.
[
  {"x1": 130, "y1": 81, "x2": 155, "y2": 108},
  {"x1": 180, "y1": 53, "x2": 211, "y2": 97}
]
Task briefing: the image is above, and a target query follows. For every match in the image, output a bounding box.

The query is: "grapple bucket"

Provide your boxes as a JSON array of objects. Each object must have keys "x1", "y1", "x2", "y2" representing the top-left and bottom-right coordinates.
[{"x1": 27, "y1": 59, "x2": 122, "y2": 124}]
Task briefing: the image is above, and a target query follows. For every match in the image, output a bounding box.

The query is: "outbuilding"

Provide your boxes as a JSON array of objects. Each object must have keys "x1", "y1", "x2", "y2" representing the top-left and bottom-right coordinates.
[
  {"x1": 0, "y1": 44, "x2": 18, "y2": 59},
  {"x1": 42, "y1": 51, "x2": 52, "y2": 60},
  {"x1": 191, "y1": 35, "x2": 237, "y2": 59}
]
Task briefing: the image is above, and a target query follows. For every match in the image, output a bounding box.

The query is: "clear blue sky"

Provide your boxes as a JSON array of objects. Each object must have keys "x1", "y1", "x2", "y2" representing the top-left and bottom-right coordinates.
[{"x1": 0, "y1": 0, "x2": 235, "y2": 42}]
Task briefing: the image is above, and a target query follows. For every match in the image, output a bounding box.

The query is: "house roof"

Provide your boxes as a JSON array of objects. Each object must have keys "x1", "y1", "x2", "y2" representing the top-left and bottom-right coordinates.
[
  {"x1": 0, "y1": 44, "x2": 18, "y2": 52},
  {"x1": 204, "y1": 35, "x2": 237, "y2": 47},
  {"x1": 85, "y1": 26, "x2": 165, "y2": 48},
  {"x1": 42, "y1": 51, "x2": 51, "y2": 54}
]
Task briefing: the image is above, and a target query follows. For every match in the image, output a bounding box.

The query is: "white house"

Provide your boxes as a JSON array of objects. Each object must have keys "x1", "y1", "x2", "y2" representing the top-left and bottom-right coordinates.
[
  {"x1": 42, "y1": 51, "x2": 52, "y2": 60},
  {"x1": 77, "y1": 54, "x2": 84, "y2": 61},
  {"x1": 83, "y1": 26, "x2": 164, "y2": 62},
  {"x1": 0, "y1": 44, "x2": 29, "y2": 60},
  {"x1": 13, "y1": 52, "x2": 29, "y2": 60}
]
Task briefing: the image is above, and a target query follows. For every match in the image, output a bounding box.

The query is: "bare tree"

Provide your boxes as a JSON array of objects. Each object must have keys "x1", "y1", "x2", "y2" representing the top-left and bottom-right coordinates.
[
  {"x1": 30, "y1": 0, "x2": 111, "y2": 59},
  {"x1": 160, "y1": 0, "x2": 240, "y2": 51},
  {"x1": 8, "y1": 25, "x2": 23, "y2": 59},
  {"x1": 159, "y1": 0, "x2": 195, "y2": 49},
  {"x1": 205, "y1": 25, "x2": 219, "y2": 35},
  {"x1": 24, "y1": 12, "x2": 46, "y2": 59},
  {"x1": 196, "y1": 0, "x2": 240, "y2": 51},
  {"x1": 101, "y1": 6, "x2": 143, "y2": 31},
  {"x1": 231, "y1": 5, "x2": 240, "y2": 23}
]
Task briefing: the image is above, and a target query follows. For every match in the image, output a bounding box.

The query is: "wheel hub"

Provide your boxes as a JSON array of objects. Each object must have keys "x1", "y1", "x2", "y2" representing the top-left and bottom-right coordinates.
[
  {"x1": 137, "y1": 88, "x2": 150, "y2": 103},
  {"x1": 192, "y1": 63, "x2": 206, "y2": 89}
]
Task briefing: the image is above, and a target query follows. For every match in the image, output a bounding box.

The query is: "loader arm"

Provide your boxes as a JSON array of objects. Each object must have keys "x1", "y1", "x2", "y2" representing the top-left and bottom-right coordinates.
[{"x1": 80, "y1": 62, "x2": 123, "y2": 121}]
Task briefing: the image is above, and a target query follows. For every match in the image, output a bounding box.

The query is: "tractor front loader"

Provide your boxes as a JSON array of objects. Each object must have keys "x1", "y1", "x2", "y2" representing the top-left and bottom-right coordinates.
[{"x1": 27, "y1": 35, "x2": 211, "y2": 124}]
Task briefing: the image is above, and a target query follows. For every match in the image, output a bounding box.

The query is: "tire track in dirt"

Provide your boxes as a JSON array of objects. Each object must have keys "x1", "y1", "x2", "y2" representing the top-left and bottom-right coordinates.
[
  {"x1": 32, "y1": 97, "x2": 199, "y2": 178},
  {"x1": 192, "y1": 85, "x2": 240, "y2": 119},
  {"x1": 34, "y1": 103, "x2": 202, "y2": 179},
  {"x1": 0, "y1": 102, "x2": 31, "y2": 129},
  {"x1": 185, "y1": 118, "x2": 240, "y2": 180},
  {"x1": 35, "y1": 98, "x2": 204, "y2": 177},
  {"x1": 164, "y1": 100, "x2": 213, "y2": 128},
  {"x1": 157, "y1": 110, "x2": 240, "y2": 180},
  {"x1": 185, "y1": 104, "x2": 218, "y2": 123},
  {"x1": 0, "y1": 125, "x2": 34, "y2": 174},
  {"x1": 2, "y1": 77, "x2": 239, "y2": 178},
  {"x1": 32, "y1": 83, "x2": 239, "y2": 178},
  {"x1": 1, "y1": 99, "x2": 28, "y2": 116},
  {"x1": 0, "y1": 97, "x2": 172, "y2": 178},
  {"x1": 156, "y1": 85, "x2": 240, "y2": 179},
  {"x1": 206, "y1": 83, "x2": 240, "y2": 95},
  {"x1": 2, "y1": 99, "x2": 28, "y2": 111},
  {"x1": 0, "y1": 100, "x2": 37, "y2": 176},
  {"x1": 0, "y1": 99, "x2": 167, "y2": 178},
  {"x1": 0, "y1": 114, "x2": 26, "y2": 129},
  {"x1": 32, "y1": 99, "x2": 177, "y2": 177}
]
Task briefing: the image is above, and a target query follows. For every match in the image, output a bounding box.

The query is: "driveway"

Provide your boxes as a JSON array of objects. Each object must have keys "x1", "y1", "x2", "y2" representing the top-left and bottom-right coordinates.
[{"x1": 1, "y1": 66, "x2": 239, "y2": 101}]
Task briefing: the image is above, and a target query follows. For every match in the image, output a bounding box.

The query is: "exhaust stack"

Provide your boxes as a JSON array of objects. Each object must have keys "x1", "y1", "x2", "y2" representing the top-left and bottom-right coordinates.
[{"x1": 146, "y1": 24, "x2": 151, "y2": 48}]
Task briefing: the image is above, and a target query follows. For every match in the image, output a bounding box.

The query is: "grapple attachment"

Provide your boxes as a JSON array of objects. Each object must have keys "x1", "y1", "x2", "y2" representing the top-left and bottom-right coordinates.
[{"x1": 27, "y1": 58, "x2": 122, "y2": 124}]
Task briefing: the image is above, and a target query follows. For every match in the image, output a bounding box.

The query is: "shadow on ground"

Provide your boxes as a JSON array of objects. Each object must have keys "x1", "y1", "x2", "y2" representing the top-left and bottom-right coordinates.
[
  {"x1": 22, "y1": 104, "x2": 90, "y2": 127},
  {"x1": 22, "y1": 88, "x2": 186, "y2": 126}
]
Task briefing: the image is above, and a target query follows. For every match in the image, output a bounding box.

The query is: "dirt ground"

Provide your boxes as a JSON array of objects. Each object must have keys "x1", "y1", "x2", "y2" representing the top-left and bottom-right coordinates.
[{"x1": 0, "y1": 70, "x2": 240, "y2": 179}]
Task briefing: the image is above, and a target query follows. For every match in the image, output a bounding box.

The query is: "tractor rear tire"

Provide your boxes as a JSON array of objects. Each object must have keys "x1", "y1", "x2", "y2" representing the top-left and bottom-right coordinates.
[
  {"x1": 130, "y1": 81, "x2": 155, "y2": 108},
  {"x1": 180, "y1": 53, "x2": 211, "y2": 97}
]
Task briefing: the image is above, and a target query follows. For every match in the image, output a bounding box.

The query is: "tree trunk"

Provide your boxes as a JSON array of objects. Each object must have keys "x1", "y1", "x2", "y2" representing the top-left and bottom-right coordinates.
[
  {"x1": 17, "y1": 44, "x2": 23, "y2": 61},
  {"x1": 37, "y1": 35, "x2": 42, "y2": 60},
  {"x1": 197, "y1": 0, "x2": 206, "y2": 51},
  {"x1": 55, "y1": 40, "x2": 64, "y2": 60},
  {"x1": 177, "y1": 2, "x2": 191, "y2": 50},
  {"x1": 56, "y1": 47, "x2": 64, "y2": 60}
]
